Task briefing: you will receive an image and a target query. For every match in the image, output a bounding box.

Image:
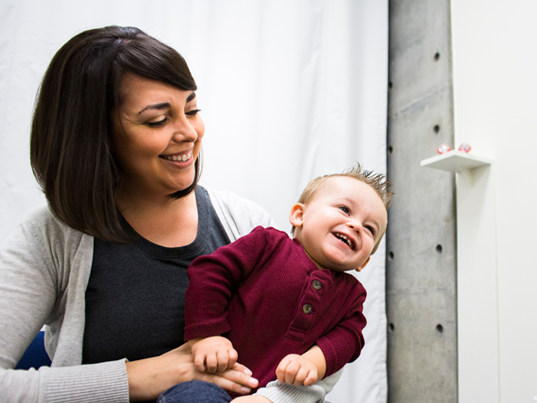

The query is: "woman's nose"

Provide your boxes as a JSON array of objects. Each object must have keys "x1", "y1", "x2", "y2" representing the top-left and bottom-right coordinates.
[{"x1": 172, "y1": 116, "x2": 198, "y2": 142}]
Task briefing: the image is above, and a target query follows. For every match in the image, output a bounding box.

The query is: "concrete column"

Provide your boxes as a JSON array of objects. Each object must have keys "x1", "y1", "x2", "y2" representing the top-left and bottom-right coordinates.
[{"x1": 386, "y1": 0, "x2": 457, "y2": 401}]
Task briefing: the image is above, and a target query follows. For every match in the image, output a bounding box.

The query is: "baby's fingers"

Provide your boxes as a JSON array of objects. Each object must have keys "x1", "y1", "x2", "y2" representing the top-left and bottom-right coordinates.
[
  {"x1": 303, "y1": 370, "x2": 318, "y2": 386},
  {"x1": 205, "y1": 352, "x2": 219, "y2": 373},
  {"x1": 283, "y1": 360, "x2": 300, "y2": 384},
  {"x1": 295, "y1": 366, "x2": 318, "y2": 386},
  {"x1": 276, "y1": 356, "x2": 299, "y2": 385},
  {"x1": 227, "y1": 347, "x2": 238, "y2": 369},
  {"x1": 194, "y1": 353, "x2": 208, "y2": 372},
  {"x1": 275, "y1": 357, "x2": 290, "y2": 384}
]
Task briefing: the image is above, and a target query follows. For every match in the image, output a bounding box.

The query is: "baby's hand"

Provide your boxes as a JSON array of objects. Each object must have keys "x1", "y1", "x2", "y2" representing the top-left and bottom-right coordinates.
[
  {"x1": 231, "y1": 396, "x2": 273, "y2": 403},
  {"x1": 189, "y1": 336, "x2": 238, "y2": 373},
  {"x1": 275, "y1": 354, "x2": 318, "y2": 386}
]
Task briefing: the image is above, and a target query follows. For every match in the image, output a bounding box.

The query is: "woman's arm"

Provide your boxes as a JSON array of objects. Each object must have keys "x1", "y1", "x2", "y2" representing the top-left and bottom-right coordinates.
[
  {"x1": 127, "y1": 343, "x2": 258, "y2": 401},
  {"x1": 0, "y1": 208, "x2": 258, "y2": 402},
  {"x1": 0, "y1": 210, "x2": 130, "y2": 403}
]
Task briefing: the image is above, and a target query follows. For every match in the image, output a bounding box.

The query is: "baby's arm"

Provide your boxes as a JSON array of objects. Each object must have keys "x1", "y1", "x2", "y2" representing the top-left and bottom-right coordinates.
[
  {"x1": 232, "y1": 347, "x2": 327, "y2": 402},
  {"x1": 188, "y1": 336, "x2": 238, "y2": 373},
  {"x1": 275, "y1": 345, "x2": 326, "y2": 387}
]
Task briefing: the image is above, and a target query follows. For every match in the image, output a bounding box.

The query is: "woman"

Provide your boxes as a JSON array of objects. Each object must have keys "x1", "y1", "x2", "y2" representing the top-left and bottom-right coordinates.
[{"x1": 0, "y1": 26, "x2": 339, "y2": 402}]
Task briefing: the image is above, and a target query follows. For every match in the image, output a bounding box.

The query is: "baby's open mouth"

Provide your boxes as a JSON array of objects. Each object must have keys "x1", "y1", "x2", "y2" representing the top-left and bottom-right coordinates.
[{"x1": 333, "y1": 233, "x2": 354, "y2": 249}]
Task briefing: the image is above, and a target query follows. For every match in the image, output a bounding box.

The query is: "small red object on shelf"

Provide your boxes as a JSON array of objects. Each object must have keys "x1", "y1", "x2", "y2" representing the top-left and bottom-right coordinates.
[{"x1": 437, "y1": 144, "x2": 451, "y2": 154}]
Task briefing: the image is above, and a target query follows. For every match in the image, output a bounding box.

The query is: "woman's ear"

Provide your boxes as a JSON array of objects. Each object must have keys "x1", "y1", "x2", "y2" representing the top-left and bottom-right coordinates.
[{"x1": 289, "y1": 203, "x2": 305, "y2": 228}]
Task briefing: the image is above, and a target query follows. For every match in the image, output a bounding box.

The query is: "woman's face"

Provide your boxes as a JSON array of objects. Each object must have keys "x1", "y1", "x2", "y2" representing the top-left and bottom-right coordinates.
[{"x1": 111, "y1": 72, "x2": 205, "y2": 200}]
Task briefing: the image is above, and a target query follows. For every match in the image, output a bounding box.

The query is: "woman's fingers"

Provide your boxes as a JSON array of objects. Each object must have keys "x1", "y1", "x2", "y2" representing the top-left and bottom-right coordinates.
[
  {"x1": 196, "y1": 365, "x2": 258, "y2": 395},
  {"x1": 223, "y1": 365, "x2": 258, "y2": 389},
  {"x1": 231, "y1": 362, "x2": 253, "y2": 376}
]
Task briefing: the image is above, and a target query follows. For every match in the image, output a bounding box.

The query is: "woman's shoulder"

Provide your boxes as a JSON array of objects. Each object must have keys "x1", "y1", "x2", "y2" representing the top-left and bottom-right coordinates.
[
  {"x1": 207, "y1": 188, "x2": 263, "y2": 209},
  {"x1": 10, "y1": 205, "x2": 91, "y2": 260},
  {"x1": 24, "y1": 205, "x2": 83, "y2": 239},
  {"x1": 204, "y1": 187, "x2": 276, "y2": 240}
]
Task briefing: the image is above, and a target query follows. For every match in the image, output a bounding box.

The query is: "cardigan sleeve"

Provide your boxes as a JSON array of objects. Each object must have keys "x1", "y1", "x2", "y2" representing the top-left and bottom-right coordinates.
[
  {"x1": 207, "y1": 188, "x2": 277, "y2": 241},
  {"x1": 0, "y1": 208, "x2": 129, "y2": 403}
]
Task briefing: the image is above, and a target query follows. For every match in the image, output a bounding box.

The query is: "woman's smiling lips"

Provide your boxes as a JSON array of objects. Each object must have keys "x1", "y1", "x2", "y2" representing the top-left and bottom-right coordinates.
[{"x1": 159, "y1": 150, "x2": 192, "y2": 162}]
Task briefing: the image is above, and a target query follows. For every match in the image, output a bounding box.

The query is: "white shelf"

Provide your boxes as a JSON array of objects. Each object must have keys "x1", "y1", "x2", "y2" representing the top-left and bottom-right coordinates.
[{"x1": 420, "y1": 150, "x2": 493, "y2": 173}]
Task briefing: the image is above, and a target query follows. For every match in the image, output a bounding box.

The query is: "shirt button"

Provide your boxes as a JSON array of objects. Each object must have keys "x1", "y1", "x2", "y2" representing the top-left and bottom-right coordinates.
[
  {"x1": 303, "y1": 304, "x2": 313, "y2": 314},
  {"x1": 312, "y1": 280, "x2": 322, "y2": 290}
]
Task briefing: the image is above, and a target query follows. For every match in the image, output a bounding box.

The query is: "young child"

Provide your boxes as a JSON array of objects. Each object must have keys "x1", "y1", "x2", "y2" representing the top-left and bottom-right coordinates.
[{"x1": 184, "y1": 163, "x2": 393, "y2": 400}]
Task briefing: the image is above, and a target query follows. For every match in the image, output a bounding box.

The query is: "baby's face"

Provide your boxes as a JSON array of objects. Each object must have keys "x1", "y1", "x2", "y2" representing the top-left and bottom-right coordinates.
[{"x1": 291, "y1": 176, "x2": 387, "y2": 272}]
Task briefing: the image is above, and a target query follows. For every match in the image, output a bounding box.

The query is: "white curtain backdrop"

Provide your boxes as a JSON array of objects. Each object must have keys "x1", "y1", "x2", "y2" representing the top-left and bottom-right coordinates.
[{"x1": 0, "y1": 1, "x2": 388, "y2": 402}]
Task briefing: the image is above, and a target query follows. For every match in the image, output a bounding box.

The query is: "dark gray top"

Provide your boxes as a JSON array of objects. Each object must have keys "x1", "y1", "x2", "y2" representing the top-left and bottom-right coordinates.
[{"x1": 83, "y1": 186, "x2": 230, "y2": 364}]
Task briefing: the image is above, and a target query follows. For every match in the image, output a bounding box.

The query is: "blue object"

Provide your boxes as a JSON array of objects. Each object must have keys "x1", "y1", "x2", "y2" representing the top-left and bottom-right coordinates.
[
  {"x1": 15, "y1": 331, "x2": 51, "y2": 370},
  {"x1": 157, "y1": 381, "x2": 232, "y2": 403}
]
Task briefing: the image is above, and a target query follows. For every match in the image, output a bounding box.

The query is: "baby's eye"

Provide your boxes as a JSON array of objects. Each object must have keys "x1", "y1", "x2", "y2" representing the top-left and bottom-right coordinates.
[
  {"x1": 147, "y1": 117, "x2": 167, "y2": 127},
  {"x1": 338, "y1": 206, "x2": 350, "y2": 215},
  {"x1": 186, "y1": 109, "x2": 201, "y2": 117},
  {"x1": 365, "y1": 225, "x2": 376, "y2": 236}
]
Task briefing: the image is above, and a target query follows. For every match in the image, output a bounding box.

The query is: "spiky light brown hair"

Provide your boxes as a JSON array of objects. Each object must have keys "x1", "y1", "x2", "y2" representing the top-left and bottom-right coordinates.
[
  {"x1": 292, "y1": 163, "x2": 394, "y2": 254},
  {"x1": 297, "y1": 163, "x2": 394, "y2": 209}
]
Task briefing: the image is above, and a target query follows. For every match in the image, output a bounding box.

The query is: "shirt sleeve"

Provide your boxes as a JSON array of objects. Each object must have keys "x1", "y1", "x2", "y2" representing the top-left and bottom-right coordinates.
[
  {"x1": 315, "y1": 283, "x2": 367, "y2": 377},
  {"x1": 184, "y1": 226, "x2": 278, "y2": 340}
]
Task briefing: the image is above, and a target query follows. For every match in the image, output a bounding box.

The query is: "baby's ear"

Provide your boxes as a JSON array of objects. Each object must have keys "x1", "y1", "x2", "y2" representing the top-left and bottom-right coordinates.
[
  {"x1": 289, "y1": 203, "x2": 305, "y2": 228},
  {"x1": 355, "y1": 256, "x2": 371, "y2": 272}
]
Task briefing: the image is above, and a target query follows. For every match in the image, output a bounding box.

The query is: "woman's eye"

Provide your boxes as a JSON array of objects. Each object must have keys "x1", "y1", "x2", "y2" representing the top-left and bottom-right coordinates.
[
  {"x1": 186, "y1": 108, "x2": 201, "y2": 116},
  {"x1": 339, "y1": 206, "x2": 350, "y2": 215},
  {"x1": 147, "y1": 117, "x2": 167, "y2": 127}
]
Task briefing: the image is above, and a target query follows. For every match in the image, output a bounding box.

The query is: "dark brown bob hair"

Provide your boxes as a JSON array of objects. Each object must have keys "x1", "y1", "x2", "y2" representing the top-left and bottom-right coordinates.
[{"x1": 30, "y1": 26, "x2": 200, "y2": 243}]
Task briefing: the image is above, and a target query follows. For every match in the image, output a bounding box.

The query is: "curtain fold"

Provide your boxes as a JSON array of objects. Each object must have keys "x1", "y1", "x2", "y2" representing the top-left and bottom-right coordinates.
[{"x1": 0, "y1": 1, "x2": 388, "y2": 401}]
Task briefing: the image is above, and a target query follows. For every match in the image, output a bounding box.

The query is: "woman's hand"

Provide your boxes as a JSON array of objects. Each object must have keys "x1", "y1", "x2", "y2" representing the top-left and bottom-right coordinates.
[{"x1": 126, "y1": 343, "x2": 259, "y2": 401}]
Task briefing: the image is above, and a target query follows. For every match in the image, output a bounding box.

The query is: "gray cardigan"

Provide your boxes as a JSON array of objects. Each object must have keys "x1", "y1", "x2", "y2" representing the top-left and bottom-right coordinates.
[{"x1": 0, "y1": 189, "x2": 340, "y2": 403}]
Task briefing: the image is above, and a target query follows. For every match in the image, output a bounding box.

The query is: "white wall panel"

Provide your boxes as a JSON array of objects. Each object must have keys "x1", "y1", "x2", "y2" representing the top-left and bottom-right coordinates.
[{"x1": 451, "y1": 1, "x2": 537, "y2": 401}]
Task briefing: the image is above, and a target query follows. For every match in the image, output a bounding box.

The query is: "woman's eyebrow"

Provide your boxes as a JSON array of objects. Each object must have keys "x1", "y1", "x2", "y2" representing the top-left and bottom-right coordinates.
[
  {"x1": 187, "y1": 92, "x2": 196, "y2": 102},
  {"x1": 138, "y1": 102, "x2": 170, "y2": 114},
  {"x1": 138, "y1": 92, "x2": 196, "y2": 114}
]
